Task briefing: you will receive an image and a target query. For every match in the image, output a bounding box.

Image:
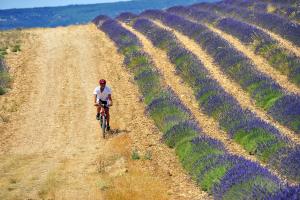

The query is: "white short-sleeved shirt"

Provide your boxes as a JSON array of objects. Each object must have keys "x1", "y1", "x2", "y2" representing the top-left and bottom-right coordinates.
[{"x1": 93, "y1": 86, "x2": 112, "y2": 102}]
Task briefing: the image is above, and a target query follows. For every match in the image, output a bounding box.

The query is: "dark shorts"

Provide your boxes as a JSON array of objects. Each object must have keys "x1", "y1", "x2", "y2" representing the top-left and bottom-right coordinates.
[{"x1": 99, "y1": 100, "x2": 109, "y2": 109}]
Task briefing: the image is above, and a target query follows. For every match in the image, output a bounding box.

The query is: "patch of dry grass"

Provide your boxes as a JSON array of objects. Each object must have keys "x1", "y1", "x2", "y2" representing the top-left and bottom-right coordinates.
[
  {"x1": 96, "y1": 134, "x2": 170, "y2": 200},
  {"x1": 37, "y1": 159, "x2": 68, "y2": 199},
  {"x1": 38, "y1": 171, "x2": 61, "y2": 199},
  {"x1": 0, "y1": 29, "x2": 28, "y2": 95},
  {"x1": 108, "y1": 133, "x2": 132, "y2": 157},
  {"x1": 267, "y1": 5, "x2": 277, "y2": 13},
  {"x1": 0, "y1": 98, "x2": 21, "y2": 124},
  {"x1": 104, "y1": 168, "x2": 169, "y2": 200},
  {"x1": 0, "y1": 154, "x2": 36, "y2": 200},
  {"x1": 0, "y1": 113, "x2": 9, "y2": 123},
  {"x1": 0, "y1": 30, "x2": 23, "y2": 54}
]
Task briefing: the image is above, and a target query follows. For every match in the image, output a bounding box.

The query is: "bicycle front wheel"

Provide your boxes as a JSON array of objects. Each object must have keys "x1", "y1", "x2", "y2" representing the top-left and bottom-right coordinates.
[{"x1": 102, "y1": 116, "x2": 106, "y2": 138}]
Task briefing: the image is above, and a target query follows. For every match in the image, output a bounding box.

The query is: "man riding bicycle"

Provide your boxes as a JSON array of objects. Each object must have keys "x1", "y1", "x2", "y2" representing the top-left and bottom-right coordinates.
[{"x1": 94, "y1": 79, "x2": 113, "y2": 131}]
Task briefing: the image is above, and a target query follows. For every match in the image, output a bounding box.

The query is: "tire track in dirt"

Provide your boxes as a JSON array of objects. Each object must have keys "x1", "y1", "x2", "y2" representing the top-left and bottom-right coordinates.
[
  {"x1": 0, "y1": 24, "x2": 210, "y2": 200},
  {"x1": 151, "y1": 20, "x2": 300, "y2": 145},
  {"x1": 1, "y1": 25, "x2": 105, "y2": 200},
  {"x1": 206, "y1": 24, "x2": 300, "y2": 94}
]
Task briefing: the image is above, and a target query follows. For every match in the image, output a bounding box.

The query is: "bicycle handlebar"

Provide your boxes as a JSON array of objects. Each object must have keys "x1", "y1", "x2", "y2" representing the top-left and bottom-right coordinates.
[{"x1": 94, "y1": 103, "x2": 111, "y2": 108}]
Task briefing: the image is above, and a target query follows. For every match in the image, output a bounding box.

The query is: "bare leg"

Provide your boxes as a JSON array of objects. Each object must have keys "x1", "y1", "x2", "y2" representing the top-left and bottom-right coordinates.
[{"x1": 105, "y1": 108, "x2": 110, "y2": 126}]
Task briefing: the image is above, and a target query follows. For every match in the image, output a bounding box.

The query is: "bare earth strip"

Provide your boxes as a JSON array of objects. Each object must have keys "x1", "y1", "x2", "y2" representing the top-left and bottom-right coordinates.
[
  {"x1": 256, "y1": 26, "x2": 300, "y2": 58},
  {"x1": 0, "y1": 24, "x2": 209, "y2": 200},
  {"x1": 120, "y1": 23, "x2": 289, "y2": 184},
  {"x1": 219, "y1": 16, "x2": 300, "y2": 57},
  {"x1": 206, "y1": 24, "x2": 300, "y2": 94},
  {"x1": 151, "y1": 20, "x2": 300, "y2": 145}
]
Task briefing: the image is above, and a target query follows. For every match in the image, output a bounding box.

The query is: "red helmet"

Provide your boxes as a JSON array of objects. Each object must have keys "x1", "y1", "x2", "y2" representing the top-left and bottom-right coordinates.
[{"x1": 99, "y1": 79, "x2": 106, "y2": 84}]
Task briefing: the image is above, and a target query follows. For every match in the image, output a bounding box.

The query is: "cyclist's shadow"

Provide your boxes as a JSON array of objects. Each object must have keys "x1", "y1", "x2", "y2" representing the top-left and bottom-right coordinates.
[{"x1": 104, "y1": 128, "x2": 130, "y2": 139}]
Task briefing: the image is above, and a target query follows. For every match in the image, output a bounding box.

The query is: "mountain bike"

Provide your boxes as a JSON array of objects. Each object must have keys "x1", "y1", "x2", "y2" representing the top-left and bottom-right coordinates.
[{"x1": 95, "y1": 103, "x2": 110, "y2": 139}]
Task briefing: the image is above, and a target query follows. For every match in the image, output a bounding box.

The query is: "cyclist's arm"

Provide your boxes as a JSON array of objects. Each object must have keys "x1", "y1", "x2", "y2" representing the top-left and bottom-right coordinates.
[
  {"x1": 108, "y1": 94, "x2": 113, "y2": 106},
  {"x1": 94, "y1": 94, "x2": 97, "y2": 104}
]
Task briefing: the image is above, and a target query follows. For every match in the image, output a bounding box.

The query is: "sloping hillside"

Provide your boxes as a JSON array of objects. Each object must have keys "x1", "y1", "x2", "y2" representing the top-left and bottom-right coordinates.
[
  {"x1": 1, "y1": 0, "x2": 300, "y2": 199},
  {"x1": 93, "y1": 0, "x2": 300, "y2": 198},
  {"x1": 0, "y1": 24, "x2": 210, "y2": 199},
  {"x1": 0, "y1": 0, "x2": 218, "y2": 30}
]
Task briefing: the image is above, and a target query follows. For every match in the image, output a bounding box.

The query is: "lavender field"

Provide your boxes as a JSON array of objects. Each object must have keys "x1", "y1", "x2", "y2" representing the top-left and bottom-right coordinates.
[{"x1": 93, "y1": 0, "x2": 300, "y2": 199}]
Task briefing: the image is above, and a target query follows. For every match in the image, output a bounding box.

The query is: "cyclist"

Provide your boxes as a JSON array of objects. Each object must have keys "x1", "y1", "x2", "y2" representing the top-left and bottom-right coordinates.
[{"x1": 94, "y1": 79, "x2": 113, "y2": 131}]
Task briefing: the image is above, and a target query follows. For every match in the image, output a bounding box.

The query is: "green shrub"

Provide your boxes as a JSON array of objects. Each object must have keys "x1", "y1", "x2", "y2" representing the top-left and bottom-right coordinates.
[
  {"x1": 143, "y1": 150, "x2": 152, "y2": 160},
  {"x1": 0, "y1": 71, "x2": 11, "y2": 95},
  {"x1": 150, "y1": 104, "x2": 189, "y2": 133},
  {"x1": 131, "y1": 149, "x2": 140, "y2": 160},
  {"x1": 121, "y1": 45, "x2": 140, "y2": 56},
  {"x1": 11, "y1": 44, "x2": 21, "y2": 52},
  {"x1": 200, "y1": 164, "x2": 229, "y2": 192},
  {"x1": 0, "y1": 86, "x2": 6, "y2": 95},
  {"x1": 223, "y1": 176, "x2": 279, "y2": 200},
  {"x1": 176, "y1": 140, "x2": 223, "y2": 171},
  {"x1": 0, "y1": 48, "x2": 8, "y2": 59},
  {"x1": 233, "y1": 128, "x2": 284, "y2": 161},
  {"x1": 254, "y1": 88, "x2": 283, "y2": 110},
  {"x1": 164, "y1": 123, "x2": 198, "y2": 148}
]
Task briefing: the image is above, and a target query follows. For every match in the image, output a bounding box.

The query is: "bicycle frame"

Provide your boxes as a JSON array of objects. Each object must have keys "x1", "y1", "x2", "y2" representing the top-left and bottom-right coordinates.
[
  {"x1": 99, "y1": 104, "x2": 108, "y2": 138},
  {"x1": 94, "y1": 102, "x2": 109, "y2": 138}
]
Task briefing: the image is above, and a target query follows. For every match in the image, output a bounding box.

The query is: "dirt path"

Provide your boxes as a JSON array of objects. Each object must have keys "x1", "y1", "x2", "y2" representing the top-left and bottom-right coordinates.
[
  {"x1": 1, "y1": 25, "x2": 103, "y2": 199},
  {"x1": 0, "y1": 24, "x2": 210, "y2": 199},
  {"x1": 151, "y1": 20, "x2": 300, "y2": 145},
  {"x1": 206, "y1": 24, "x2": 300, "y2": 94}
]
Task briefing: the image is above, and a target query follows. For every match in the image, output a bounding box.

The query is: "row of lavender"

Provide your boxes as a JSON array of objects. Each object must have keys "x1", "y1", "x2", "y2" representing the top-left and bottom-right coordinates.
[
  {"x1": 262, "y1": 0, "x2": 299, "y2": 5},
  {"x1": 93, "y1": 16, "x2": 297, "y2": 199},
  {"x1": 167, "y1": 6, "x2": 300, "y2": 87},
  {"x1": 117, "y1": 13, "x2": 300, "y2": 183},
  {"x1": 191, "y1": 2, "x2": 300, "y2": 47},
  {"x1": 223, "y1": 0, "x2": 300, "y2": 23},
  {"x1": 141, "y1": 10, "x2": 300, "y2": 136},
  {"x1": 267, "y1": 0, "x2": 299, "y2": 6}
]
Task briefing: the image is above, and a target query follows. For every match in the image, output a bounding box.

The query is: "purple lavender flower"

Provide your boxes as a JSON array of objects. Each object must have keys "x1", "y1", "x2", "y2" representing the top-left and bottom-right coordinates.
[
  {"x1": 192, "y1": 135, "x2": 226, "y2": 151},
  {"x1": 101, "y1": 19, "x2": 141, "y2": 50},
  {"x1": 212, "y1": 158, "x2": 281, "y2": 199},
  {"x1": 146, "y1": 87, "x2": 192, "y2": 116},
  {"x1": 269, "y1": 95, "x2": 300, "y2": 133},
  {"x1": 168, "y1": 5, "x2": 300, "y2": 85},
  {"x1": 270, "y1": 185, "x2": 300, "y2": 200},
  {"x1": 216, "y1": 17, "x2": 271, "y2": 44},
  {"x1": 279, "y1": 146, "x2": 300, "y2": 181},
  {"x1": 196, "y1": 154, "x2": 237, "y2": 181},
  {"x1": 192, "y1": 2, "x2": 300, "y2": 47},
  {"x1": 163, "y1": 120, "x2": 202, "y2": 148},
  {"x1": 92, "y1": 15, "x2": 110, "y2": 26},
  {"x1": 129, "y1": 14, "x2": 300, "y2": 181},
  {"x1": 133, "y1": 18, "x2": 178, "y2": 50},
  {"x1": 167, "y1": 6, "x2": 220, "y2": 23},
  {"x1": 96, "y1": 14, "x2": 290, "y2": 199},
  {"x1": 149, "y1": 10, "x2": 300, "y2": 133}
]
